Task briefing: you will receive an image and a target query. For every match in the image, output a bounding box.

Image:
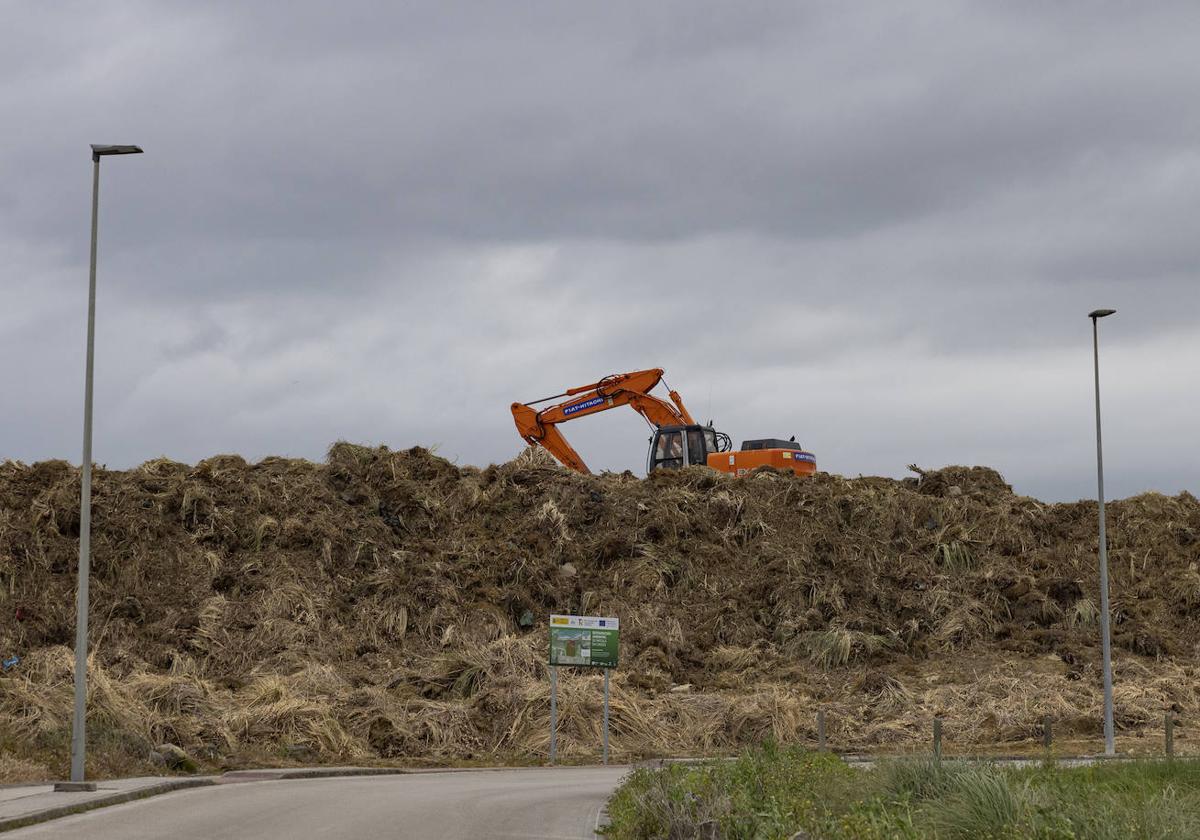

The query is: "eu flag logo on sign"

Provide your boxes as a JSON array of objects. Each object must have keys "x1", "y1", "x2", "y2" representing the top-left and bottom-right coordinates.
[{"x1": 599, "y1": 620, "x2": 606, "y2": 626}]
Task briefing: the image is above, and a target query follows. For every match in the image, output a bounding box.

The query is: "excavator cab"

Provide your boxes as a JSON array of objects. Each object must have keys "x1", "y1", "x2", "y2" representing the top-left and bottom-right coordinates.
[{"x1": 647, "y1": 425, "x2": 731, "y2": 473}]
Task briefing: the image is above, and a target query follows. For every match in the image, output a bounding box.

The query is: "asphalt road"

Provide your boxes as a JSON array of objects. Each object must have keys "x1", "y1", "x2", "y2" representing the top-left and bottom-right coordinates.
[{"x1": 7, "y1": 767, "x2": 630, "y2": 840}]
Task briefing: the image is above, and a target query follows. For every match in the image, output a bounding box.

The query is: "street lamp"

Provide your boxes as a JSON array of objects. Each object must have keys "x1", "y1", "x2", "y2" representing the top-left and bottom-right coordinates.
[
  {"x1": 1089, "y1": 307, "x2": 1116, "y2": 757},
  {"x1": 64, "y1": 143, "x2": 144, "y2": 789}
]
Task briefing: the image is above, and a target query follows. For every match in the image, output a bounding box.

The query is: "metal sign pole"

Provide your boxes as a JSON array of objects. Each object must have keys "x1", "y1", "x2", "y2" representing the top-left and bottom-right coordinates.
[
  {"x1": 549, "y1": 665, "x2": 558, "y2": 765},
  {"x1": 603, "y1": 669, "x2": 610, "y2": 765}
]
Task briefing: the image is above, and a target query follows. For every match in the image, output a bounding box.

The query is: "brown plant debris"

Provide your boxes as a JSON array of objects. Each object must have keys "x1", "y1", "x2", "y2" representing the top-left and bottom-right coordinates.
[{"x1": 1, "y1": 445, "x2": 1198, "y2": 777}]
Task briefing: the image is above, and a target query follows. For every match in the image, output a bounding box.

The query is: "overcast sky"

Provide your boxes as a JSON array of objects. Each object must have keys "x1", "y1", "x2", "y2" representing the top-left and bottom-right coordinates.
[{"x1": 2, "y1": 2, "x2": 1198, "y2": 502}]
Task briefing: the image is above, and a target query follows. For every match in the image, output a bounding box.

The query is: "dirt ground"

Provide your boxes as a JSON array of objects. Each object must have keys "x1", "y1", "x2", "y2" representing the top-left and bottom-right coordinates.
[{"x1": 1, "y1": 444, "x2": 1197, "y2": 780}]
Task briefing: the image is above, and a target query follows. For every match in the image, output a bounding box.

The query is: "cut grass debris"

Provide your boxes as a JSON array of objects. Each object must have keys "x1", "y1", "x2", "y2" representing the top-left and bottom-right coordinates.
[{"x1": 3, "y1": 448, "x2": 1200, "y2": 776}]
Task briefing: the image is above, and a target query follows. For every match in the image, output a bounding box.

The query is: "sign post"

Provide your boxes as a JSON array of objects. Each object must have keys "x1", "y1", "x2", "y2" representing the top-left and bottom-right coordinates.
[
  {"x1": 549, "y1": 666, "x2": 558, "y2": 764},
  {"x1": 603, "y1": 669, "x2": 610, "y2": 764},
  {"x1": 548, "y1": 614, "x2": 619, "y2": 765}
]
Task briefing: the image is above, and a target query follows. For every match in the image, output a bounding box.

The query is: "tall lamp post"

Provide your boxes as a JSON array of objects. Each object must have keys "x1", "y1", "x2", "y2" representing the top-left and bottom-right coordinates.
[
  {"x1": 1089, "y1": 307, "x2": 1116, "y2": 757},
  {"x1": 64, "y1": 144, "x2": 144, "y2": 789}
]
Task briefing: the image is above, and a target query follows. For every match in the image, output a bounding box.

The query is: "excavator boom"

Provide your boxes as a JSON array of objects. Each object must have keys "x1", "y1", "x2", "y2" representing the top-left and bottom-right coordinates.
[{"x1": 511, "y1": 368, "x2": 693, "y2": 473}]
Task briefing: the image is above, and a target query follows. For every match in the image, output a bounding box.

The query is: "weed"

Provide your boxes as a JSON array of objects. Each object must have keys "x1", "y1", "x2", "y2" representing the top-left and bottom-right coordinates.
[
  {"x1": 793, "y1": 628, "x2": 889, "y2": 669},
  {"x1": 604, "y1": 746, "x2": 1200, "y2": 840}
]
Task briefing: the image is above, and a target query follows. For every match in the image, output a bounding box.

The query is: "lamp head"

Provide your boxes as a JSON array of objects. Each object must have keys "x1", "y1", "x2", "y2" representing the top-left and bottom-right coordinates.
[
  {"x1": 1088, "y1": 308, "x2": 1116, "y2": 319},
  {"x1": 91, "y1": 144, "x2": 144, "y2": 161}
]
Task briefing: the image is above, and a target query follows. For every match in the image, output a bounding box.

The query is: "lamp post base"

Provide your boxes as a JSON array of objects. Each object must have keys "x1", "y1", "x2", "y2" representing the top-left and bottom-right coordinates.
[{"x1": 53, "y1": 781, "x2": 98, "y2": 792}]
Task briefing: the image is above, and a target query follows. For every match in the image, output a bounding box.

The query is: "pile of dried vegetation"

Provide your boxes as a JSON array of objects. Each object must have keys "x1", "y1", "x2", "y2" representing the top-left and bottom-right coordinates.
[{"x1": 1, "y1": 444, "x2": 1198, "y2": 779}]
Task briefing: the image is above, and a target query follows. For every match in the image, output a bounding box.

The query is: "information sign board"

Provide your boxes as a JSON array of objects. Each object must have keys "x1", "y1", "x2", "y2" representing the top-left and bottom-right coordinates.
[{"x1": 548, "y1": 614, "x2": 619, "y2": 668}]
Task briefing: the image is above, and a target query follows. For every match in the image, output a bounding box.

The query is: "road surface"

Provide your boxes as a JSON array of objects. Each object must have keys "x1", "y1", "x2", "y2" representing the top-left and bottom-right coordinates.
[{"x1": 7, "y1": 767, "x2": 629, "y2": 840}]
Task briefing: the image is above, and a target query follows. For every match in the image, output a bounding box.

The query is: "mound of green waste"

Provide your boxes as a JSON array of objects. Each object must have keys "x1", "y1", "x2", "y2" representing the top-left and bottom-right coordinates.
[{"x1": 1, "y1": 444, "x2": 1197, "y2": 779}]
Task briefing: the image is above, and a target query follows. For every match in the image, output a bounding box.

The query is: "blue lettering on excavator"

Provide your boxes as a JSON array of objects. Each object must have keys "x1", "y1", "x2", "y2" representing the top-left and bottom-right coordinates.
[{"x1": 563, "y1": 396, "x2": 605, "y2": 416}]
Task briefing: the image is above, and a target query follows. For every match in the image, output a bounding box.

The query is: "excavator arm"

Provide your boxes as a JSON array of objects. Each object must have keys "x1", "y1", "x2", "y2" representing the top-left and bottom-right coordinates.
[{"x1": 511, "y1": 368, "x2": 696, "y2": 474}]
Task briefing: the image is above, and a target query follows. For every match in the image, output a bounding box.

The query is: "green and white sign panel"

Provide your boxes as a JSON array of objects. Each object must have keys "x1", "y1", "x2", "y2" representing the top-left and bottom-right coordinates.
[{"x1": 549, "y1": 614, "x2": 619, "y2": 669}]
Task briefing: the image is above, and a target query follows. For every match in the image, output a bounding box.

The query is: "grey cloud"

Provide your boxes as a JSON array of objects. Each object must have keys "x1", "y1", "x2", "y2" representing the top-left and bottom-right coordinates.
[{"x1": 2, "y1": 2, "x2": 1199, "y2": 502}]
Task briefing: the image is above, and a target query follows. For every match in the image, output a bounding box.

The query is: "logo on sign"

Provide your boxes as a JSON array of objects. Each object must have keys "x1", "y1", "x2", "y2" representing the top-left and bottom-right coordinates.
[{"x1": 563, "y1": 396, "x2": 605, "y2": 416}]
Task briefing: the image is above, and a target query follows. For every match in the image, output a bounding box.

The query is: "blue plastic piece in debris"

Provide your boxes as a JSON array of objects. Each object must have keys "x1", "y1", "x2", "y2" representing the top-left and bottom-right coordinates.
[{"x1": 1, "y1": 656, "x2": 19, "y2": 670}]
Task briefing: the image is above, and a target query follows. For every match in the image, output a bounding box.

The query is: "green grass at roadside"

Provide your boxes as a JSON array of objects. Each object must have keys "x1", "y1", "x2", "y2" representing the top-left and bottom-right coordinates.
[{"x1": 602, "y1": 743, "x2": 1200, "y2": 839}]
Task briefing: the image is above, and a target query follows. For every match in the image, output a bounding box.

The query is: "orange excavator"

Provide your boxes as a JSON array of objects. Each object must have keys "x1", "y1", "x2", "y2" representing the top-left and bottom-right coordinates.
[{"x1": 511, "y1": 368, "x2": 817, "y2": 477}]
